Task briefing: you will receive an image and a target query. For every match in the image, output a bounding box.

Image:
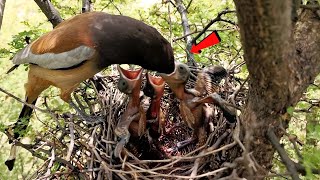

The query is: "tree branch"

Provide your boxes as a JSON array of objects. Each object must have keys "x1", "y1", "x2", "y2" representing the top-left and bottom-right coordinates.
[
  {"x1": 233, "y1": 0, "x2": 320, "y2": 177},
  {"x1": 267, "y1": 128, "x2": 300, "y2": 180},
  {"x1": 34, "y1": 0, "x2": 63, "y2": 28},
  {"x1": 174, "y1": 0, "x2": 196, "y2": 67},
  {"x1": 186, "y1": 0, "x2": 193, "y2": 11},
  {"x1": 191, "y1": 10, "x2": 236, "y2": 44},
  {"x1": 0, "y1": 0, "x2": 6, "y2": 31}
]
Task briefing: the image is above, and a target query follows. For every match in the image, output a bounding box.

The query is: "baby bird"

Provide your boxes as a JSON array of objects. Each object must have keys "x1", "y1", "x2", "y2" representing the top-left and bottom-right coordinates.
[
  {"x1": 159, "y1": 62, "x2": 235, "y2": 151},
  {"x1": 114, "y1": 65, "x2": 146, "y2": 157},
  {"x1": 144, "y1": 73, "x2": 166, "y2": 136}
]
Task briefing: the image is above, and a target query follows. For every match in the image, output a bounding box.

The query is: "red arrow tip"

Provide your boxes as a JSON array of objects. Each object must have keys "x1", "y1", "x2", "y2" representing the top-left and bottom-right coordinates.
[
  {"x1": 191, "y1": 44, "x2": 201, "y2": 54},
  {"x1": 190, "y1": 31, "x2": 221, "y2": 54}
]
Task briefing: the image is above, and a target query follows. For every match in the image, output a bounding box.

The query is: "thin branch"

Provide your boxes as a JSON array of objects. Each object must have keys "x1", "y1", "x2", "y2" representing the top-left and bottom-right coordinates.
[
  {"x1": 191, "y1": 10, "x2": 236, "y2": 44},
  {"x1": 34, "y1": 0, "x2": 63, "y2": 28},
  {"x1": 0, "y1": 86, "x2": 48, "y2": 114},
  {"x1": 174, "y1": 0, "x2": 196, "y2": 67},
  {"x1": 186, "y1": 0, "x2": 193, "y2": 11},
  {"x1": 300, "y1": 4, "x2": 320, "y2": 10},
  {"x1": 267, "y1": 128, "x2": 300, "y2": 180},
  {"x1": 111, "y1": 0, "x2": 122, "y2": 15},
  {"x1": 0, "y1": 0, "x2": 6, "y2": 31},
  {"x1": 66, "y1": 122, "x2": 75, "y2": 161},
  {"x1": 173, "y1": 28, "x2": 236, "y2": 42}
]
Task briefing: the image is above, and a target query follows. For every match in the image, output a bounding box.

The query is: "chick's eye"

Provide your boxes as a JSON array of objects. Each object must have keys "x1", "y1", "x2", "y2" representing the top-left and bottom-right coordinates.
[
  {"x1": 178, "y1": 65, "x2": 185, "y2": 73},
  {"x1": 118, "y1": 79, "x2": 129, "y2": 92},
  {"x1": 178, "y1": 64, "x2": 189, "y2": 75}
]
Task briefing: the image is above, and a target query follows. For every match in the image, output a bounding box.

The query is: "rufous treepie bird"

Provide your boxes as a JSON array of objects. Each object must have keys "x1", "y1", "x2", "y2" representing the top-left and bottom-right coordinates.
[
  {"x1": 143, "y1": 73, "x2": 166, "y2": 135},
  {"x1": 159, "y1": 63, "x2": 235, "y2": 151},
  {"x1": 114, "y1": 65, "x2": 146, "y2": 157},
  {"x1": 5, "y1": 11, "x2": 175, "y2": 170}
]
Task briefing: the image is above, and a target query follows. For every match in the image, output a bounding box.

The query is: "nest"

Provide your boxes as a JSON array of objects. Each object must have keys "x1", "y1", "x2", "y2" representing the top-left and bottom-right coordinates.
[{"x1": 27, "y1": 67, "x2": 247, "y2": 179}]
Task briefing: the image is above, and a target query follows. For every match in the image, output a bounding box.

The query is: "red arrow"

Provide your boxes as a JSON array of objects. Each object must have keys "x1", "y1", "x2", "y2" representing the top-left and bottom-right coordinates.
[{"x1": 190, "y1": 31, "x2": 221, "y2": 54}]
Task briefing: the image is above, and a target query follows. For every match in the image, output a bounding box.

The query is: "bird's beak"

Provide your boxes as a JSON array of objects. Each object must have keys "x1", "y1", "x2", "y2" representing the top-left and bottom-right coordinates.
[
  {"x1": 146, "y1": 73, "x2": 165, "y2": 119},
  {"x1": 157, "y1": 61, "x2": 190, "y2": 100},
  {"x1": 146, "y1": 73, "x2": 165, "y2": 96},
  {"x1": 117, "y1": 65, "x2": 144, "y2": 94},
  {"x1": 117, "y1": 65, "x2": 144, "y2": 81},
  {"x1": 157, "y1": 61, "x2": 190, "y2": 85}
]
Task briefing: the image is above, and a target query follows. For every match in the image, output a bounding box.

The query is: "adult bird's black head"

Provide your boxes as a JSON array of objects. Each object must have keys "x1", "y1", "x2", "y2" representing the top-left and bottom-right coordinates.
[{"x1": 87, "y1": 12, "x2": 175, "y2": 74}]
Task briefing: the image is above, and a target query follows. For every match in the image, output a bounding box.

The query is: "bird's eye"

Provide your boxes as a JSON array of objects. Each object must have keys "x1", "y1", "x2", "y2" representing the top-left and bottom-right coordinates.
[
  {"x1": 178, "y1": 65, "x2": 186, "y2": 73},
  {"x1": 178, "y1": 64, "x2": 190, "y2": 75},
  {"x1": 118, "y1": 79, "x2": 129, "y2": 93}
]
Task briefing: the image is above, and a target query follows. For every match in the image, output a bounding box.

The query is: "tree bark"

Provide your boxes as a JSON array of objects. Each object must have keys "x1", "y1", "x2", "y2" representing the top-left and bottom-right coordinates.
[
  {"x1": 34, "y1": 0, "x2": 63, "y2": 28},
  {"x1": 0, "y1": 0, "x2": 6, "y2": 31},
  {"x1": 234, "y1": 0, "x2": 320, "y2": 178},
  {"x1": 174, "y1": 0, "x2": 197, "y2": 67}
]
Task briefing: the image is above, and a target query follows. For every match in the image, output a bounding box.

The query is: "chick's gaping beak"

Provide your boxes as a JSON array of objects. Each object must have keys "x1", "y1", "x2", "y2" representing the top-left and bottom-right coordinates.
[
  {"x1": 117, "y1": 65, "x2": 144, "y2": 94},
  {"x1": 145, "y1": 73, "x2": 165, "y2": 119},
  {"x1": 157, "y1": 61, "x2": 190, "y2": 85}
]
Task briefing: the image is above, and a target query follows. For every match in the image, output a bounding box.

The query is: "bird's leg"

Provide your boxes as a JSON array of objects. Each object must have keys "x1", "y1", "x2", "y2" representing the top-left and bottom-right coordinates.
[
  {"x1": 114, "y1": 113, "x2": 140, "y2": 157},
  {"x1": 4, "y1": 143, "x2": 17, "y2": 171}
]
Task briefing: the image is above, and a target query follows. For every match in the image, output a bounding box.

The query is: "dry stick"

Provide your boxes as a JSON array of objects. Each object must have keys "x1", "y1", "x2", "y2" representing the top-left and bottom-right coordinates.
[
  {"x1": 73, "y1": 92, "x2": 87, "y2": 112},
  {"x1": 66, "y1": 122, "x2": 75, "y2": 161},
  {"x1": 230, "y1": 61, "x2": 246, "y2": 74},
  {"x1": 267, "y1": 127, "x2": 300, "y2": 180},
  {"x1": 4, "y1": 131, "x2": 75, "y2": 170},
  {"x1": 44, "y1": 148, "x2": 56, "y2": 178},
  {"x1": 300, "y1": 4, "x2": 320, "y2": 10},
  {"x1": 236, "y1": 116, "x2": 258, "y2": 175},
  {"x1": 190, "y1": 130, "x2": 230, "y2": 178},
  {"x1": 0, "y1": 87, "x2": 49, "y2": 114},
  {"x1": 279, "y1": 126, "x2": 304, "y2": 161},
  {"x1": 107, "y1": 89, "x2": 123, "y2": 155},
  {"x1": 105, "y1": 162, "x2": 229, "y2": 179},
  {"x1": 229, "y1": 77, "x2": 248, "y2": 105},
  {"x1": 108, "y1": 141, "x2": 236, "y2": 176},
  {"x1": 228, "y1": 47, "x2": 243, "y2": 70}
]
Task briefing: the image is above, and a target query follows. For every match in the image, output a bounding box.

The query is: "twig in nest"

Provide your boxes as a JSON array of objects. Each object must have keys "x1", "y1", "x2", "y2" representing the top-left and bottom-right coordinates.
[
  {"x1": 190, "y1": 130, "x2": 230, "y2": 178},
  {"x1": 229, "y1": 77, "x2": 248, "y2": 105},
  {"x1": 44, "y1": 148, "x2": 56, "y2": 178},
  {"x1": 66, "y1": 121, "x2": 75, "y2": 161}
]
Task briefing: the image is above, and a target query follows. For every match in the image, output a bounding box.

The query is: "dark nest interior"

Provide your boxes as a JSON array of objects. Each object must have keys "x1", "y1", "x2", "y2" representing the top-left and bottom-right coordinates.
[{"x1": 26, "y1": 65, "x2": 247, "y2": 179}]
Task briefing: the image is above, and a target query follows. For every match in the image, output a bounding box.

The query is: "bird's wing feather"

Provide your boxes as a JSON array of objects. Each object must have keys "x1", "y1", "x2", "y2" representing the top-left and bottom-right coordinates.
[
  {"x1": 12, "y1": 12, "x2": 97, "y2": 69},
  {"x1": 12, "y1": 44, "x2": 95, "y2": 69}
]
